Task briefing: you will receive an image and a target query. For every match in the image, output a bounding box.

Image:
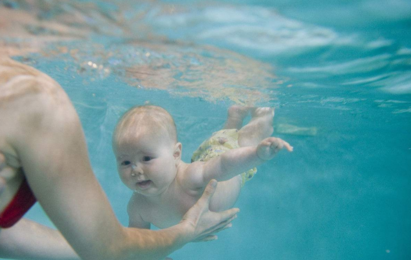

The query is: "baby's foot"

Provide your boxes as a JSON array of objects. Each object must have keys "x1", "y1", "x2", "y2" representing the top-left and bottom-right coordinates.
[
  {"x1": 224, "y1": 105, "x2": 252, "y2": 129},
  {"x1": 250, "y1": 107, "x2": 274, "y2": 121},
  {"x1": 227, "y1": 105, "x2": 252, "y2": 121},
  {"x1": 248, "y1": 107, "x2": 274, "y2": 134},
  {"x1": 237, "y1": 107, "x2": 275, "y2": 147}
]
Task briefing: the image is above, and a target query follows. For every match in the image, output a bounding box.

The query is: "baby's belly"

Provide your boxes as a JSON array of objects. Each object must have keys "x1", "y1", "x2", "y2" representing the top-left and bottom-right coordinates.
[
  {"x1": 209, "y1": 177, "x2": 242, "y2": 212},
  {"x1": 149, "y1": 205, "x2": 191, "y2": 229},
  {"x1": 146, "y1": 194, "x2": 200, "y2": 229},
  {"x1": 148, "y1": 178, "x2": 242, "y2": 229}
]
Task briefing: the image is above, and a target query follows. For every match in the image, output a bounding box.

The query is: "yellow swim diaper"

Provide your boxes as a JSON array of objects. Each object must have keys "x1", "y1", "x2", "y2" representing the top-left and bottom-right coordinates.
[{"x1": 191, "y1": 129, "x2": 256, "y2": 187}]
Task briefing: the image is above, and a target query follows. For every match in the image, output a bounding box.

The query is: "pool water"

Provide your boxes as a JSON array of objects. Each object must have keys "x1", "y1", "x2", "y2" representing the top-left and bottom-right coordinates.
[{"x1": 1, "y1": 0, "x2": 410, "y2": 259}]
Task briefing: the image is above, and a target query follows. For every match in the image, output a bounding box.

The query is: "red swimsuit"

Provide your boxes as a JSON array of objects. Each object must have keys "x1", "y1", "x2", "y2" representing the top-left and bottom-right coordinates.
[{"x1": 0, "y1": 178, "x2": 37, "y2": 228}]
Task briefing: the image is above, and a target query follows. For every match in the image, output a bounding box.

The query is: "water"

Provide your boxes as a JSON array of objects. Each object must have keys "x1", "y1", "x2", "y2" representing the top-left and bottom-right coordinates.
[{"x1": 1, "y1": 0, "x2": 410, "y2": 259}]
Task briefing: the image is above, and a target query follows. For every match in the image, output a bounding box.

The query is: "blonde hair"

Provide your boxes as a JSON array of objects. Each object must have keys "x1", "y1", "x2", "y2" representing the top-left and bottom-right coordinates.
[{"x1": 113, "y1": 105, "x2": 177, "y2": 147}]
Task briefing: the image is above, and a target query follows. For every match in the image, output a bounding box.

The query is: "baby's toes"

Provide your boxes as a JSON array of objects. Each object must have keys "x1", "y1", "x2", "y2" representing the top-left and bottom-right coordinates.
[{"x1": 252, "y1": 107, "x2": 274, "y2": 117}]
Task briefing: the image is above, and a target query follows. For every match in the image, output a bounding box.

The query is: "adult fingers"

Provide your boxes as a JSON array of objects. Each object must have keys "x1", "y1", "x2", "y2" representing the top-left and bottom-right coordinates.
[
  {"x1": 194, "y1": 209, "x2": 238, "y2": 242},
  {"x1": 200, "y1": 235, "x2": 218, "y2": 242},
  {"x1": 207, "y1": 208, "x2": 239, "y2": 233},
  {"x1": 208, "y1": 220, "x2": 233, "y2": 234},
  {"x1": 218, "y1": 212, "x2": 238, "y2": 227},
  {"x1": 220, "y1": 208, "x2": 239, "y2": 223},
  {"x1": 196, "y1": 221, "x2": 234, "y2": 242},
  {"x1": 196, "y1": 179, "x2": 218, "y2": 207},
  {"x1": 193, "y1": 211, "x2": 238, "y2": 242}
]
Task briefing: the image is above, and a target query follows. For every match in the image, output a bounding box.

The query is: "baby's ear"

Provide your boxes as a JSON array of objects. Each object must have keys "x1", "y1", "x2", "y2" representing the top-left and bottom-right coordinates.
[{"x1": 174, "y1": 142, "x2": 182, "y2": 159}]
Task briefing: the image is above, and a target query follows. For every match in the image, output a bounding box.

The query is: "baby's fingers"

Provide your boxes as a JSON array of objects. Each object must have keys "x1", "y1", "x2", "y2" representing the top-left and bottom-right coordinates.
[
  {"x1": 281, "y1": 140, "x2": 293, "y2": 152},
  {"x1": 270, "y1": 138, "x2": 293, "y2": 152}
]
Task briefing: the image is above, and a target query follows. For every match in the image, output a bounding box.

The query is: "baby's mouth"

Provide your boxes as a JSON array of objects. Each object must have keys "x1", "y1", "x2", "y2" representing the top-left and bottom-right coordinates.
[{"x1": 137, "y1": 180, "x2": 152, "y2": 189}]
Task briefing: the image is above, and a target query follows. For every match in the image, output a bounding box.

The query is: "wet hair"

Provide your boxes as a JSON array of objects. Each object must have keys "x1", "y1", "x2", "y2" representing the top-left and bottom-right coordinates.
[{"x1": 113, "y1": 105, "x2": 177, "y2": 147}]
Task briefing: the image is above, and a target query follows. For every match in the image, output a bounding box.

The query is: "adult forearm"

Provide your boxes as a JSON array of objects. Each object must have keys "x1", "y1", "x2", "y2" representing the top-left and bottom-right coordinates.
[
  {"x1": 0, "y1": 219, "x2": 79, "y2": 260},
  {"x1": 110, "y1": 223, "x2": 189, "y2": 260},
  {"x1": 0, "y1": 59, "x2": 235, "y2": 260}
]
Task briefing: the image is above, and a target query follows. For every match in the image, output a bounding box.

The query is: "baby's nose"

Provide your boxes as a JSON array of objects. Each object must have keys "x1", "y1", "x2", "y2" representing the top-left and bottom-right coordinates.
[{"x1": 131, "y1": 164, "x2": 143, "y2": 176}]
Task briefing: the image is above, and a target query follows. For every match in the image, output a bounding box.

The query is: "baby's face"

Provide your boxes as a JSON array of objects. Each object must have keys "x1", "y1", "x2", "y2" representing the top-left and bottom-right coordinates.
[{"x1": 114, "y1": 131, "x2": 177, "y2": 197}]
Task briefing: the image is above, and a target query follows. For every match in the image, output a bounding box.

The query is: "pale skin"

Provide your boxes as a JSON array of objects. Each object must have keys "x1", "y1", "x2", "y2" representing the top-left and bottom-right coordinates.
[
  {"x1": 114, "y1": 106, "x2": 293, "y2": 231},
  {"x1": 0, "y1": 57, "x2": 239, "y2": 260}
]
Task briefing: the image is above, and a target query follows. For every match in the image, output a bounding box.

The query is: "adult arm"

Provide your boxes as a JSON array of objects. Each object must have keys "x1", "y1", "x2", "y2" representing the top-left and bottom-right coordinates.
[
  {"x1": 0, "y1": 218, "x2": 79, "y2": 260},
  {"x1": 0, "y1": 155, "x2": 77, "y2": 259},
  {"x1": 2, "y1": 59, "x2": 238, "y2": 260}
]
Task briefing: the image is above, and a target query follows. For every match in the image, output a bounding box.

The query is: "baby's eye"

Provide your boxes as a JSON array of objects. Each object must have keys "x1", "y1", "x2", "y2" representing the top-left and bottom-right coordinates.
[
  {"x1": 143, "y1": 156, "x2": 152, "y2": 162},
  {"x1": 121, "y1": 160, "x2": 131, "y2": 166}
]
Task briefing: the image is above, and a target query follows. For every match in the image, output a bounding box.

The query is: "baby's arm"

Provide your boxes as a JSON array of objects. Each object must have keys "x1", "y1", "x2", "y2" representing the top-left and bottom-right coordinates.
[{"x1": 185, "y1": 137, "x2": 292, "y2": 188}]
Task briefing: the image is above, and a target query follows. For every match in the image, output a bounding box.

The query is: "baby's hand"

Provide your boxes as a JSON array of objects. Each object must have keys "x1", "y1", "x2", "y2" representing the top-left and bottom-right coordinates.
[{"x1": 256, "y1": 137, "x2": 293, "y2": 161}]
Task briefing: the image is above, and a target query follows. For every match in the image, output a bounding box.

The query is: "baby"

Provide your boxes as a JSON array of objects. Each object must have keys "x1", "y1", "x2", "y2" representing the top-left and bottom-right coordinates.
[{"x1": 112, "y1": 105, "x2": 293, "y2": 229}]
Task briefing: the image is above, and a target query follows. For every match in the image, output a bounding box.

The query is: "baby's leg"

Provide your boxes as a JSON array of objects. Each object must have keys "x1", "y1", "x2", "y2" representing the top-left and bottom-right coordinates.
[
  {"x1": 206, "y1": 106, "x2": 253, "y2": 211},
  {"x1": 223, "y1": 105, "x2": 251, "y2": 130},
  {"x1": 238, "y1": 107, "x2": 274, "y2": 147},
  {"x1": 209, "y1": 176, "x2": 242, "y2": 212}
]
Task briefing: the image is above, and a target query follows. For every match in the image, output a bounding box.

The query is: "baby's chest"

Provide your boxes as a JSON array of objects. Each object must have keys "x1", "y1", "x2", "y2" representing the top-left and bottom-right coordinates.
[{"x1": 142, "y1": 194, "x2": 199, "y2": 229}]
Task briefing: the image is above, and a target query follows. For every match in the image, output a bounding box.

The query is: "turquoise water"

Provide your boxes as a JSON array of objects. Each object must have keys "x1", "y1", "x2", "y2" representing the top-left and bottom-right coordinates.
[{"x1": 3, "y1": 0, "x2": 410, "y2": 259}]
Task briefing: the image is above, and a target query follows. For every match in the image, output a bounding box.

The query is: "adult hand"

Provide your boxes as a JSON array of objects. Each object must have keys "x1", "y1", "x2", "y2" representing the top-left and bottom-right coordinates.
[{"x1": 180, "y1": 179, "x2": 239, "y2": 242}]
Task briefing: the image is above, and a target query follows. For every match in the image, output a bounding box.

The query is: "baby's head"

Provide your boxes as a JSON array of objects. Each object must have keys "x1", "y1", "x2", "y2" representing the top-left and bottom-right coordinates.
[
  {"x1": 113, "y1": 105, "x2": 181, "y2": 196},
  {"x1": 113, "y1": 105, "x2": 177, "y2": 148}
]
